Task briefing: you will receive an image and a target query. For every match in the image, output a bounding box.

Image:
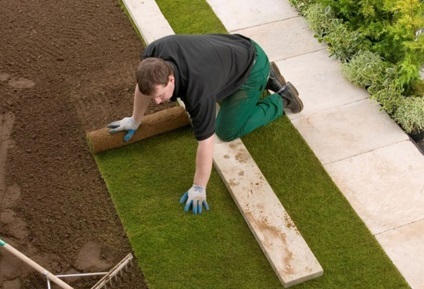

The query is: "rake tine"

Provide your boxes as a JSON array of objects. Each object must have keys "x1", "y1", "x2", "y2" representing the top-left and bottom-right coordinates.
[{"x1": 90, "y1": 253, "x2": 133, "y2": 289}]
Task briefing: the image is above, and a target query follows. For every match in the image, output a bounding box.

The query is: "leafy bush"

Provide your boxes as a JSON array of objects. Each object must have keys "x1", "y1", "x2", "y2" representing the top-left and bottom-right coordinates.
[
  {"x1": 322, "y1": 19, "x2": 364, "y2": 62},
  {"x1": 370, "y1": 80, "x2": 404, "y2": 115},
  {"x1": 303, "y1": 3, "x2": 335, "y2": 38},
  {"x1": 341, "y1": 50, "x2": 406, "y2": 114},
  {"x1": 304, "y1": 4, "x2": 366, "y2": 62},
  {"x1": 341, "y1": 50, "x2": 387, "y2": 88},
  {"x1": 317, "y1": 0, "x2": 424, "y2": 89},
  {"x1": 292, "y1": 0, "x2": 424, "y2": 133},
  {"x1": 288, "y1": 0, "x2": 315, "y2": 13},
  {"x1": 410, "y1": 78, "x2": 424, "y2": 96},
  {"x1": 394, "y1": 96, "x2": 424, "y2": 134}
]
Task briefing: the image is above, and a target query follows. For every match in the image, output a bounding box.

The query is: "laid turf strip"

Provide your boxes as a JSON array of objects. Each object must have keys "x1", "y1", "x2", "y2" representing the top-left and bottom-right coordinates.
[{"x1": 96, "y1": 128, "x2": 283, "y2": 289}]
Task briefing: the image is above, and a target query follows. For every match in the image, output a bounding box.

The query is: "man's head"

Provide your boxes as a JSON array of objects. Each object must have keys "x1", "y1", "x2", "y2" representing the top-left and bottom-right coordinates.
[{"x1": 136, "y1": 58, "x2": 175, "y2": 104}]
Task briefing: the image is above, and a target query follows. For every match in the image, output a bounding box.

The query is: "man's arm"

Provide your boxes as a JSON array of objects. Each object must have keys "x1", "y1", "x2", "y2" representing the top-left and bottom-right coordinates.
[
  {"x1": 193, "y1": 134, "x2": 215, "y2": 187},
  {"x1": 179, "y1": 134, "x2": 214, "y2": 214}
]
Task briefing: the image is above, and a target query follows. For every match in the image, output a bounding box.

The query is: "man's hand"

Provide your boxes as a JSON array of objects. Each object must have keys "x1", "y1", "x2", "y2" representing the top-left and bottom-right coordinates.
[
  {"x1": 107, "y1": 117, "x2": 140, "y2": 142},
  {"x1": 179, "y1": 185, "x2": 210, "y2": 215}
]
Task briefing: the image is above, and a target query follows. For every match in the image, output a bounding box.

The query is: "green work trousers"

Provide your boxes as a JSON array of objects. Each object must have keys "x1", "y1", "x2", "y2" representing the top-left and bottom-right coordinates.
[{"x1": 215, "y1": 41, "x2": 283, "y2": 141}]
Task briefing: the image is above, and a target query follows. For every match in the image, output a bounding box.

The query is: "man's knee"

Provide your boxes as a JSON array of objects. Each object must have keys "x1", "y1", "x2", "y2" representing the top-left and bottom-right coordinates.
[{"x1": 215, "y1": 127, "x2": 237, "y2": 142}]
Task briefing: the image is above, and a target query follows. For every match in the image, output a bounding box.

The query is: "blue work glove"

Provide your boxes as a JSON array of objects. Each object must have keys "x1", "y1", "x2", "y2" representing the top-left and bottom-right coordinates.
[
  {"x1": 179, "y1": 185, "x2": 210, "y2": 215},
  {"x1": 107, "y1": 117, "x2": 140, "y2": 142}
]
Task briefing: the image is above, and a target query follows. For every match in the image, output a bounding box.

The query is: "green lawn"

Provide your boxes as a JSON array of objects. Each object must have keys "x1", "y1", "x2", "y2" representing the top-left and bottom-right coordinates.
[{"x1": 94, "y1": 1, "x2": 410, "y2": 288}]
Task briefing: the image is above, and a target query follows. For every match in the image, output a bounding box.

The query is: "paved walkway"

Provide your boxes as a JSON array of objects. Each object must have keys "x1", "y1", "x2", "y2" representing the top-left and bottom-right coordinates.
[{"x1": 124, "y1": 0, "x2": 424, "y2": 288}]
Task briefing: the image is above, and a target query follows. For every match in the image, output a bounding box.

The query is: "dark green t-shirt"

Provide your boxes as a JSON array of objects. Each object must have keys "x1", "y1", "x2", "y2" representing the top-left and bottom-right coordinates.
[{"x1": 142, "y1": 34, "x2": 256, "y2": 141}]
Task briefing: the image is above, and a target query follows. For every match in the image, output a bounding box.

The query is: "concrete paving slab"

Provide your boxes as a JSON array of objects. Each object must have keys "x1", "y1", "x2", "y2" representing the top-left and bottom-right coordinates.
[
  {"x1": 121, "y1": 0, "x2": 174, "y2": 44},
  {"x1": 324, "y1": 141, "x2": 424, "y2": 235},
  {"x1": 214, "y1": 137, "x2": 323, "y2": 288},
  {"x1": 273, "y1": 50, "x2": 369, "y2": 119},
  {"x1": 292, "y1": 100, "x2": 408, "y2": 164},
  {"x1": 235, "y1": 18, "x2": 325, "y2": 61},
  {"x1": 376, "y1": 219, "x2": 424, "y2": 289},
  {"x1": 206, "y1": 0, "x2": 299, "y2": 32}
]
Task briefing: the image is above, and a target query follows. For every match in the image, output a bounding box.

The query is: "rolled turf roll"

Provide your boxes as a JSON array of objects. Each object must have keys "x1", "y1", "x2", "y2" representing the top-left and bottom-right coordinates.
[{"x1": 87, "y1": 106, "x2": 190, "y2": 154}]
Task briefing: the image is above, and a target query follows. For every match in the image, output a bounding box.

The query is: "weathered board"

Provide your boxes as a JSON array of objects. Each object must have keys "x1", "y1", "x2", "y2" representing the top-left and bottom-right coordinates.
[{"x1": 214, "y1": 137, "x2": 323, "y2": 287}]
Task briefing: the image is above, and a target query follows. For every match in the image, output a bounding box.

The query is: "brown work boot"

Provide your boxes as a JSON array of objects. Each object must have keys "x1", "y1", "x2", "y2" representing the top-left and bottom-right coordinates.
[
  {"x1": 265, "y1": 61, "x2": 286, "y2": 92},
  {"x1": 278, "y1": 82, "x2": 304, "y2": 113}
]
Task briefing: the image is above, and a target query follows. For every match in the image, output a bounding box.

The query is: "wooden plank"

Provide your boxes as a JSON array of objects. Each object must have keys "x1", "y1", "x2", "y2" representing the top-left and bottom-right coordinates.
[{"x1": 213, "y1": 137, "x2": 323, "y2": 288}]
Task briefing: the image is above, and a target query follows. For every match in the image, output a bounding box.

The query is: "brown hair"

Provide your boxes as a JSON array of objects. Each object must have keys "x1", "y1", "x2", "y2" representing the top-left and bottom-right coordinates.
[{"x1": 136, "y1": 58, "x2": 173, "y2": 95}]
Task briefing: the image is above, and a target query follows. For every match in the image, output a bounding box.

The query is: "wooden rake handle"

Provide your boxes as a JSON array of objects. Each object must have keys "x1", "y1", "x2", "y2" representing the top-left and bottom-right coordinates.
[{"x1": 0, "y1": 239, "x2": 74, "y2": 289}]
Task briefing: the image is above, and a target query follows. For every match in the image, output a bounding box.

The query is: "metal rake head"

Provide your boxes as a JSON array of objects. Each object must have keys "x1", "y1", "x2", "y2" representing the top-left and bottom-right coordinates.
[{"x1": 90, "y1": 253, "x2": 134, "y2": 289}]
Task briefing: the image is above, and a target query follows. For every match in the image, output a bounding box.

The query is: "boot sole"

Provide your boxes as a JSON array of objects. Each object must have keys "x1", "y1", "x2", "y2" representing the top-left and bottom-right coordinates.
[{"x1": 286, "y1": 82, "x2": 304, "y2": 113}]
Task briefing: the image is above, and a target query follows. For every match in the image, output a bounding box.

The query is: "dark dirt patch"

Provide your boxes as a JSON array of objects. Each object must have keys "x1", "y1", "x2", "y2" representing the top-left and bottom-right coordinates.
[
  {"x1": 410, "y1": 132, "x2": 424, "y2": 155},
  {"x1": 0, "y1": 0, "x2": 164, "y2": 288}
]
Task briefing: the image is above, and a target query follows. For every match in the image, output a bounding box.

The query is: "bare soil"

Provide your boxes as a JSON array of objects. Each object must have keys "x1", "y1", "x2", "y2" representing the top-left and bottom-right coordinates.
[{"x1": 0, "y1": 0, "x2": 162, "y2": 288}]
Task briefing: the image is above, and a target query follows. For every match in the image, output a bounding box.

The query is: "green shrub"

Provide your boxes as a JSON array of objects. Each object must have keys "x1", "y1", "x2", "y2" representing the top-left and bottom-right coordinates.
[
  {"x1": 288, "y1": 0, "x2": 314, "y2": 13},
  {"x1": 342, "y1": 50, "x2": 405, "y2": 114},
  {"x1": 304, "y1": 4, "x2": 366, "y2": 62},
  {"x1": 318, "y1": 0, "x2": 386, "y2": 28},
  {"x1": 341, "y1": 50, "x2": 388, "y2": 88},
  {"x1": 292, "y1": 0, "x2": 424, "y2": 134},
  {"x1": 323, "y1": 19, "x2": 365, "y2": 62},
  {"x1": 394, "y1": 96, "x2": 424, "y2": 134},
  {"x1": 371, "y1": 80, "x2": 404, "y2": 115},
  {"x1": 303, "y1": 3, "x2": 335, "y2": 38},
  {"x1": 384, "y1": 0, "x2": 424, "y2": 58},
  {"x1": 397, "y1": 53, "x2": 422, "y2": 88},
  {"x1": 313, "y1": 0, "x2": 424, "y2": 89},
  {"x1": 410, "y1": 78, "x2": 424, "y2": 96}
]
